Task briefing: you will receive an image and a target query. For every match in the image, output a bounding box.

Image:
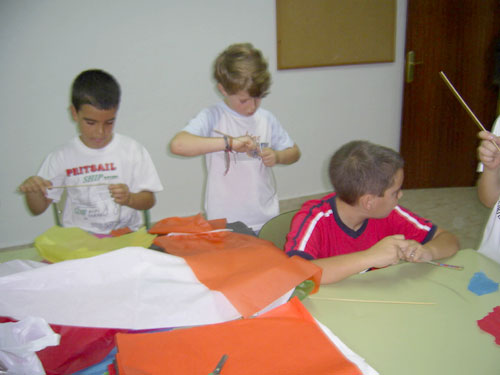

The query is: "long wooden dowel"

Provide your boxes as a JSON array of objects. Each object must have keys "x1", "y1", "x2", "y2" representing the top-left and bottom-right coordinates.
[
  {"x1": 214, "y1": 130, "x2": 232, "y2": 138},
  {"x1": 308, "y1": 296, "x2": 436, "y2": 305},
  {"x1": 49, "y1": 183, "x2": 109, "y2": 189},
  {"x1": 439, "y1": 71, "x2": 500, "y2": 152}
]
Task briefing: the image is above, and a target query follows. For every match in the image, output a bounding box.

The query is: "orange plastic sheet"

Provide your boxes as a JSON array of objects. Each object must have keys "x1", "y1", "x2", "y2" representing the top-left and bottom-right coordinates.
[
  {"x1": 154, "y1": 229, "x2": 321, "y2": 317},
  {"x1": 115, "y1": 297, "x2": 361, "y2": 375},
  {"x1": 149, "y1": 213, "x2": 226, "y2": 234}
]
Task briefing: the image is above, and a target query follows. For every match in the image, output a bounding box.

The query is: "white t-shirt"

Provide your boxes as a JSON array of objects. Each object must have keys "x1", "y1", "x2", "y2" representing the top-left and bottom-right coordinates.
[
  {"x1": 183, "y1": 101, "x2": 294, "y2": 231},
  {"x1": 38, "y1": 133, "x2": 163, "y2": 233},
  {"x1": 477, "y1": 116, "x2": 500, "y2": 263}
]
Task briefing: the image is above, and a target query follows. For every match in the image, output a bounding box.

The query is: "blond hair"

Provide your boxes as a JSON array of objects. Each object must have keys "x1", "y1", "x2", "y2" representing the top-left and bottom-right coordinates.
[{"x1": 213, "y1": 43, "x2": 271, "y2": 98}]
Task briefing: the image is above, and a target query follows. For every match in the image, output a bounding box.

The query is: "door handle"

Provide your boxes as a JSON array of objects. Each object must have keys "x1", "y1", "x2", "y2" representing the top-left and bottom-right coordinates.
[{"x1": 405, "y1": 51, "x2": 423, "y2": 83}]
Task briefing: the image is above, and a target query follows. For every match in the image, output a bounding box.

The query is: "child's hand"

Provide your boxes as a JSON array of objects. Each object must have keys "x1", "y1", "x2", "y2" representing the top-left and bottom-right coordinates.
[
  {"x1": 232, "y1": 135, "x2": 257, "y2": 153},
  {"x1": 260, "y1": 147, "x2": 278, "y2": 167},
  {"x1": 366, "y1": 235, "x2": 406, "y2": 268},
  {"x1": 18, "y1": 176, "x2": 53, "y2": 195},
  {"x1": 109, "y1": 184, "x2": 131, "y2": 206},
  {"x1": 478, "y1": 130, "x2": 500, "y2": 170},
  {"x1": 401, "y1": 240, "x2": 433, "y2": 263}
]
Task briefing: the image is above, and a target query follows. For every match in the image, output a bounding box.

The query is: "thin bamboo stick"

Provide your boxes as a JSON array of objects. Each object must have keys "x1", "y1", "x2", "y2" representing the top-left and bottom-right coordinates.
[
  {"x1": 439, "y1": 71, "x2": 500, "y2": 152},
  {"x1": 308, "y1": 296, "x2": 436, "y2": 305},
  {"x1": 49, "y1": 183, "x2": 109, "y2": 189},
  {"x1": 213, "y1": 129, "x2": 231, "y2": 137}
]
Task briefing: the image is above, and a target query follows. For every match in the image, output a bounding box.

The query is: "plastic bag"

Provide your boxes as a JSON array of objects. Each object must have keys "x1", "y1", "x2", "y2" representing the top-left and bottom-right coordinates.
[
  {"x1": 34, "y1": 226, "x2": 156, "y2": 263},
  {"x1": 0, "y1": 316, "x2": 60, "y2": 375}
]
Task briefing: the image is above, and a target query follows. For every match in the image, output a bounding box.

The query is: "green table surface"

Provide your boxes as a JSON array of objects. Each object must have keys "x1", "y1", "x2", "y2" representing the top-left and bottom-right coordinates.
[
  {"x1": 0, "y1": 246, "x2": 42, "y2": 263},
  {"x1": 303, "y1": 249, "x2": 500, "y2": 375}
]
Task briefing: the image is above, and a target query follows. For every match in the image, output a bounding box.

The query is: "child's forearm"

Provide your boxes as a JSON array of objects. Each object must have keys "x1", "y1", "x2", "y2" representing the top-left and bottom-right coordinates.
[
  {"x1": 312, "y1": 252, "x2": 373, "y2": 284},
  {"x1": 477, "y1": 169, "x2": 500, "y2": 208},
  {"x1": 312, "y1": 235, "x2": 406, "y2": 284},
  {"x1": 424, "y1": 229, "x2": 459, "y2": 259},
  {"x1": 275, "y1": 144, "x2": 301, "y2": 165},
  {"x1": 170, "y1": 131, "x2": 226, "y2": 156},
  {"x1": 25, "y1": 192, "x2": 52, "y2": 215},
  {"x1": 124, "y1": 191, "x2": 156, "y2": 211}
]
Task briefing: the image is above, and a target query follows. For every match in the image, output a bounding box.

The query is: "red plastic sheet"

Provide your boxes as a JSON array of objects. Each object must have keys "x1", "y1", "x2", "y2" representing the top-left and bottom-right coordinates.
[
  {"x1": 115, "y1": 298, "x2": 361, "y2": 375},
  {"x1": 478, "y1": 306, "x2": 500, "y2": 345},
  {"x1": 0, "y1": 317, "x2": 126, "y2": 375}
]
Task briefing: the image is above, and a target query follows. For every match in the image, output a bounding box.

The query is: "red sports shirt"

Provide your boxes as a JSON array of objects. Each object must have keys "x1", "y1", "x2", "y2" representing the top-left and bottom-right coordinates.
[{"x1": 285, "y1": 193, "x2": 436, "y2": 260}]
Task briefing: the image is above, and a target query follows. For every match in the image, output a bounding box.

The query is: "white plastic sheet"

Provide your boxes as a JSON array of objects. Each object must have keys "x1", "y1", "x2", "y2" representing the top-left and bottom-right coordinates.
[
  {"x1": 0, "y1": 316, "x2": 60, "y2": 375},
  {"x1": 0, "y1": 247, "x2": 290, "y2": 329}
]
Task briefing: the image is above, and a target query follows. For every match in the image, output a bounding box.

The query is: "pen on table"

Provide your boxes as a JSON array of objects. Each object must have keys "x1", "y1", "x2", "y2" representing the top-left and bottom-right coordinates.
[{"x1": 425, "y1": 260, "x2": 464, "y2": 270}]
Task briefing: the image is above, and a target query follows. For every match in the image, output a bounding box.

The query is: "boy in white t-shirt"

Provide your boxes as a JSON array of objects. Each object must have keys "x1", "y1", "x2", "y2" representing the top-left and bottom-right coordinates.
[
  {"x1": 170, "y1": 43, "x2": 300, "y2": 232},
  {"x1": 18, "y1": 69, "x2": 163, "y2": 234},
  {"x1": 476, "y1": 116, "x2": 500, "y2": 263}
]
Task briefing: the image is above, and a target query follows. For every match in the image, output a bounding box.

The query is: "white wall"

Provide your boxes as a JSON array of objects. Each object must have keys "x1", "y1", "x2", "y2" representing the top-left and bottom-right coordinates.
[{"x1": 0, "y1": 0, "x2": 407, "y2": 248}]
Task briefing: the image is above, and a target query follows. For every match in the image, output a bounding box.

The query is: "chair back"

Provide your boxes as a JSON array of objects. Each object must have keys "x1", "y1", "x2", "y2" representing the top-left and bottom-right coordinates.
[
  {"x1": 258, "y1": 210, "x2": 298, "y2": 249},
  {"x1": 52, "y1": 188, "x2": 67, "y2": 227}
]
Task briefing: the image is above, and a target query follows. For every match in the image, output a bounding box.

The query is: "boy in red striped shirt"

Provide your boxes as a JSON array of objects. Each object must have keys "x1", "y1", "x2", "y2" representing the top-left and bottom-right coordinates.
[{"x1": 285, "y1": 141, "x2": 459, "y2": 284}]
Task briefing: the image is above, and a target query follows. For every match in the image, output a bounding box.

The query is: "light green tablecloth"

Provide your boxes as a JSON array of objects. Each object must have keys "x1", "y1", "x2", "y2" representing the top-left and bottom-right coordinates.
[
  {"x1": 304, "y1": 249, "x2": 500, "y2": 375},
  {"x1": 0, "y1": 246, "x2": 42, "y2": 263}
]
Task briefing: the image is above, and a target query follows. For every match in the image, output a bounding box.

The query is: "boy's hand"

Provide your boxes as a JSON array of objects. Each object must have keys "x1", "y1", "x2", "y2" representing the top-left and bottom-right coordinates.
[
  {"x1": 260, "y1": 147, "x2": 278, "y2": 167},
  {"x1": 232, "y1": 135, "x2": 257, "y2": 153},
  {"x1": 478, "y1": 130, "x2": 500, "y2": 170},
  {"x1": 366, "y1": 235, "x2": 406, "y2": 268},
  {"x1": 401, "y1": 240, "x2": 433, "y2": 263},
  {"x1": 109, "y1": 184, "x2": 131, "y2": 206},
  {"x1": 18, "y1": 176, "x2": 53, "y2": 195}
]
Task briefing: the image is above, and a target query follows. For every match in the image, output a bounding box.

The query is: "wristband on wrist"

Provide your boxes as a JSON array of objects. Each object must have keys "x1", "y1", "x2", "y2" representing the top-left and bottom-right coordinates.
[
  {"x1": 222, "y1": 135, "x2": 232, "y2": 175},
  {"x1": 223, "y1": 135, "x2": 233, "y2": 152}
]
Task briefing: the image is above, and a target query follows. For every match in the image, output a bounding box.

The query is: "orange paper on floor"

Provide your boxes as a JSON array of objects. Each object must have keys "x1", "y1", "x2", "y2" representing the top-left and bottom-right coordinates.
[
  {"x1": 154, "y1": 230, "x2": 321, "y2": 317},
  {"x1": 115, "y1": 297, "x2": 362, "y2": 375}
]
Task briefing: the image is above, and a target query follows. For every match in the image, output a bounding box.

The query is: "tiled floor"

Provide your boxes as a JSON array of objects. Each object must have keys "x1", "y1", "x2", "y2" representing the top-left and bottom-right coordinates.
[{"x1": 279, "y1": 186, "x2": 491, "y2": 250}]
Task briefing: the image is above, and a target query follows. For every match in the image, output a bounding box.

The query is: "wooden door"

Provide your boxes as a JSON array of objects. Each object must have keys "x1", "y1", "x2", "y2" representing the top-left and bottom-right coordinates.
[{"x1": 400, "y1": 0, "x2": 500, "y2": 189}]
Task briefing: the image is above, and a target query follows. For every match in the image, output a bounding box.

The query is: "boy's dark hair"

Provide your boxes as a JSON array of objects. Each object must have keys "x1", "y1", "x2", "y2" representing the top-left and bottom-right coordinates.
[
  {"x1": 71, "y1": 69, "x2": 121, "y2": 111},
  {"x1": 329, "y1": 140, "x2": 404, "y2": 205},
  {"x1": 213, "y1": 43, "x2": 271, "y2": 98}
]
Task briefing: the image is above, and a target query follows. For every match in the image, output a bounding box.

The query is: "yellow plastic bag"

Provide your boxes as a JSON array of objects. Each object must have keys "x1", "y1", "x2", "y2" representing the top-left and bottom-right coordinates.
[{"x1": 34, "y1": 226, "x2": 156, "y2": 263}]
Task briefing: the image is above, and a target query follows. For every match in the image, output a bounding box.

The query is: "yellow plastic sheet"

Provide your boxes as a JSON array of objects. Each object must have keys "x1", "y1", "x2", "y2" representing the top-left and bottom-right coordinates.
[{"x1": 34, "y1": 226, "x2": 156, "y2": 263}]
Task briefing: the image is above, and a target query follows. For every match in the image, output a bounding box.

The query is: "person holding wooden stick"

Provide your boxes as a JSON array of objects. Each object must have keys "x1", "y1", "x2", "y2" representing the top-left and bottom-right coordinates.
[
  {"x1": 476, "y1": 117, "x2": 500, "y2": 263},
  {"x1": 284, "y1": 140, "x2": 459, "y2": 284},
  {"x1": 18, "y1": 69, "x2": 163, "y2": 234},
  {"x1": 170, "y1": 43, "x2": 300, "y2": 233}
]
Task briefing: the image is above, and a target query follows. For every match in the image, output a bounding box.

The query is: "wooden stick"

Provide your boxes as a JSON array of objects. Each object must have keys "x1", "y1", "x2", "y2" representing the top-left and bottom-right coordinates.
[
  {"x1": 308, "y1": 296, "x2": 436, "y2": 305},
  {"x1": 439, "y1": 71, "x2": 500, "y2": 152},
  {"x1": 49, "y1": 183, "x2": 109, "y2": 189},
  {"x1": 214, "y1": 130, "x2": 231, "y2": 137}
]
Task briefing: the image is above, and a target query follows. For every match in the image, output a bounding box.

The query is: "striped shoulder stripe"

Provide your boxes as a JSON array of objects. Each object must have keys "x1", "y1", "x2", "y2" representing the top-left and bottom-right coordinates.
[
  {"x1": 298, "y1": 209, "x2": 333, "y2": 251},
  {"x1": 289, "y1": 196, "x2": 334, "y2": 251},
  {"x1": 394, "y1": 206, "x2": 432, "y2": 232}
]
